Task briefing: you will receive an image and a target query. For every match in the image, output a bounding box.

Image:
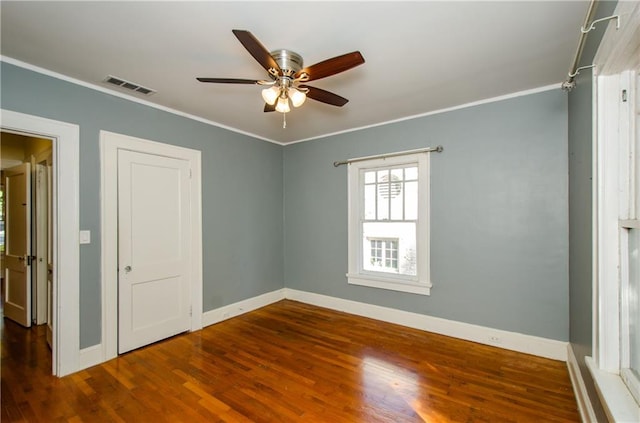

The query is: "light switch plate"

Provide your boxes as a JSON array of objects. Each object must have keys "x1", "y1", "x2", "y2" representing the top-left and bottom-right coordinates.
[{"x1": 79, "y1": 230, "x2": 91, "y2": 244}]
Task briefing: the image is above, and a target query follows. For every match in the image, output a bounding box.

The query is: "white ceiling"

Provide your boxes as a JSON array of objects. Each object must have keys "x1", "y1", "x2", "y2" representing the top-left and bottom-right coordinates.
[{"x1": 1, "y1": 1, "x2": 588, "y2": 144}]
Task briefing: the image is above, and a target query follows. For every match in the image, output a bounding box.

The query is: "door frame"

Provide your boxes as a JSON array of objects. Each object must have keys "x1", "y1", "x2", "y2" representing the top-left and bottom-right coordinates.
[
  {"x1": 100, "y1": 130, "x2": 203, "y2": 361},
  {"x1": 1, "y1": 109, "x2": 80, "y2": 377},
  {"x1": 33, "y1": 148, "x2": 52, "y2": 325}
]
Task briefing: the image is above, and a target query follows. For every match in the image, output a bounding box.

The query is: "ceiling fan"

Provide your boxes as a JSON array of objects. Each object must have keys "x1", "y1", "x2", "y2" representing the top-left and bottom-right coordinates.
[{"x1": 197, "y1": 30, "x2": 365, "y2": 116}]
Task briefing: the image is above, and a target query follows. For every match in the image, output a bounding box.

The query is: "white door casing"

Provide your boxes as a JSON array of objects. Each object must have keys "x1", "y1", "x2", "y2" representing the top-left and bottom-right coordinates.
[
  {"x1": 101, "y1": 130, "x2": 203, "y2": 361},
  {"x1": 3, "y1": 163, "x2": 32, "y2": 327},
  {"x1": 117, "y1": 150, "x2": 191, "y2": 353},
  {"x1": 1, "y1": 108, "x2": 80, "y2": 377}
]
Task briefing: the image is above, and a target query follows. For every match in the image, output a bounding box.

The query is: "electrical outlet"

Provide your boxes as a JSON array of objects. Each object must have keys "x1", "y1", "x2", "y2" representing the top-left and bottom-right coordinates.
[{"x1": 488, "y1": 335, "x2": 502, "y2": 344}]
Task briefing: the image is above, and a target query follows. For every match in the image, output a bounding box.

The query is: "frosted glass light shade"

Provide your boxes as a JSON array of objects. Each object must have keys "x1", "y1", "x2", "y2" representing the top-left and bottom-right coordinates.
[
  {"x1": 289, "y1": 88, "x2": 306, "y2": 107},
  {"x1": 275, "y1": 96, "x2": 291, "y2": 113},
  {"x1": 261, "y1": 86, "x2": 280, "y2": 105}
]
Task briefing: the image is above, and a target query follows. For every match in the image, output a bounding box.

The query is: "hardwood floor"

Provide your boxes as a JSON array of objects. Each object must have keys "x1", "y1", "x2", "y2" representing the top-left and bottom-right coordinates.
[{"x1": 1, "y1": 300, "x2": 579, "y2": 422}]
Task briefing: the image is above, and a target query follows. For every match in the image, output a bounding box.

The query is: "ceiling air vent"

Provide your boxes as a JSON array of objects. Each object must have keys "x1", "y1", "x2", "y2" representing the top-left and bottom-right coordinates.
[{"x1": 103, "y1": 75, "x2": 156, "y2": 96}]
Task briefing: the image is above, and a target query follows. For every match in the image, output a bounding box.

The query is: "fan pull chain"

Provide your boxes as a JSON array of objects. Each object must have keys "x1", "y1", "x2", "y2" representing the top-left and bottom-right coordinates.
[{"x1": 282, "y1": 113, "x2": 287, "y2": 129}]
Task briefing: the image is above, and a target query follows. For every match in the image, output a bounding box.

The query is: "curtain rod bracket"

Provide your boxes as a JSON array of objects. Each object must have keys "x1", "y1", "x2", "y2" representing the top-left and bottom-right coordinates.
[
  {"x1": 561, "y1": 80, "x2": 577, "y2": 92},
  {"x1": 568, "y1": 64, "x2": 596, "y2": 79},
  {"x1": 581, "y1": 15, "x2": 620, "y2": 33}
]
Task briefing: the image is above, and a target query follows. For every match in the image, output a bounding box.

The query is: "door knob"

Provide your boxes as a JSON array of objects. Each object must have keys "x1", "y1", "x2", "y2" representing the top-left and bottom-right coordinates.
[{"x1": 124, "y1": 265, "x2": 132, "y2": 273}]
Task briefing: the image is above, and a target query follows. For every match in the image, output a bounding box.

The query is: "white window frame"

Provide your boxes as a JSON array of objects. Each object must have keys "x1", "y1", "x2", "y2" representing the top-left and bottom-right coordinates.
[
  {"x1": 591, "y1": 2, "x2": 640, "y2": 421},
  {"x1": 347, "y1": 152, "x2": 431, "y2": 295}
]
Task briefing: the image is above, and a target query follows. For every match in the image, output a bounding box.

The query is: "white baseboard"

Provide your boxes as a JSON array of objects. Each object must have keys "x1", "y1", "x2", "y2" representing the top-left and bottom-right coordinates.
[
  {"x1": 567, "y1": 344, "x2": 598, "y2": 423},
  {"x1": 78, "y1": 344, "x2": 104, "y2": 371},
  {"x1": 79, "y1": 287, "x2": 567, "y2": 374},
  {"x1": 202, "y1": 288, "x2": 286, "y2": 327},
  {"x1": 284, "y1": 288, "x2": 568, "y2": 361}
]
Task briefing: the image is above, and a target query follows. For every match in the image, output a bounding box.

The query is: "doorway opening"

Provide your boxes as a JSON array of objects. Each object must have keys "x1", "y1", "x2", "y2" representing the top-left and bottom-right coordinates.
[
  {"x1": 1, "y1": 109, "x2": 79, "y2": 377},
  {"x1": 1, "y1": 131, "x2": 53, "y2": 371}
]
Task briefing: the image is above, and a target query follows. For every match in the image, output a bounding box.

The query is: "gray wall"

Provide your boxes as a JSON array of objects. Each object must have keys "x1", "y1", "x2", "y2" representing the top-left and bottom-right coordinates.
[
  {"x1": 568, "y1": 1, "x2": 617, "y2": 420},
  {"x1": 284, "y1": 89, "x2": 569, "y2": 341},
  {"x1": 1, "y1": 56, "x2": 575, "y2": 350},
  {"x1": 1, "y1": 62, "x2": 284, "y2": 348}
]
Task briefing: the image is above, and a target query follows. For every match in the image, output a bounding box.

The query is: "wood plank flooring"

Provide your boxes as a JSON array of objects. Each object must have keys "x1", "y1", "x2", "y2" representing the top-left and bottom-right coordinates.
[{"x1": 1, "y1": 300, "x2": 579, "y2": 422}]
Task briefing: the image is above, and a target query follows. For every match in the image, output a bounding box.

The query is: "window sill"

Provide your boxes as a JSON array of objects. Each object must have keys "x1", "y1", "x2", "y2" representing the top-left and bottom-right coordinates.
[
  {"x1": 586, "y1": 357, "x2": 640, "y2": 423},
  {"x1": 346, "y1": 273, "x2": 431, "y2": 295}
]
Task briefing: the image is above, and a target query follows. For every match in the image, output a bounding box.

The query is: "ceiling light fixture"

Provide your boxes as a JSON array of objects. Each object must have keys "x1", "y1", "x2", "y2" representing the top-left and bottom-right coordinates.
[
  {"x1": 197, "y1": 30, "x2": 365, "y2": 129},
  {"x1": 261, "y1": 83, "x2": 308, "y2": 111},
  {"x1": 255, "y1": 50, "x2": 311, "y2": 127},
  {"x1": 258, "y1": 52, "x2": 310, "y2": 118}
]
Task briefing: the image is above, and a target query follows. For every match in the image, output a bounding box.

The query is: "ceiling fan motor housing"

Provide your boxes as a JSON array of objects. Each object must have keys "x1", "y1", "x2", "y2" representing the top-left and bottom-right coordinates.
[{"x1": 270, "y1": 49, "x2": 303, "y2": 77}]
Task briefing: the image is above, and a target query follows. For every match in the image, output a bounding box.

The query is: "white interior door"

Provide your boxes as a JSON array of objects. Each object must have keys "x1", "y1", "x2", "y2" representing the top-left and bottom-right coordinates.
[
  {"x1": 118, "y1": 150, "x2": 191, "y2": 354},
  {"x1": 3, "y1": 163, "x2": 32, "y2": 327}
]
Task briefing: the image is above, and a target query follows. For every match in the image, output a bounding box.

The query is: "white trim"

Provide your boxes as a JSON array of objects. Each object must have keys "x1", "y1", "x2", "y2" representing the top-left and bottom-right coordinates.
[
  {"x1": 1, "y1": 56, "x2": 559, "y2": 148},
  {"x1": 202, "y1": 289, "x2": 286, "y2": 327},
  {"x1": 346, "y1": 273, "x2": 431, "y2": 295},
  {"x1": 100, "y1": 131, "x2": 203, "y2": 362},
  {"x1": 200, "y1": 287, "x2": 567, "y2": 360},
  {"x1": 594, "y1": 71, "x2": 623, "y2": 371},
  {"x1": 587, "y1": 357, "x2": 640, "y2": 423},
  {"x1": 0, "y1": 56, "x2": 280, "y2": 146},
  {"x1": 287, "y1": 84, "x2": 560, "y2": 145},
  {"x1": 567, "y1": 345, "x2": 598, "y2": 423},
  {"x1": 0, "y1": 109, "x2": 80, "y2": 377},
  {"x1": 284, "y1": 288, "x2": 567, "y2": 361}
]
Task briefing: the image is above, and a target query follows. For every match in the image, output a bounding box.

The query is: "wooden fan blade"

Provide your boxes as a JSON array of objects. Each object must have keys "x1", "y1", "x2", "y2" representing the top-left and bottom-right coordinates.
[
  {"x1": 264, "y1": 103, "x2": 276, "y2": 112},
  {"x1": 232, "y1": 29, "x2": 281, "y2": 74},
  {"x1": 296, "y1": 51, "x2": 364, "y2": 82},
  {"x1": 196, "y1": 77, "x2": 259, "y2": 84},
  {"x1": 300, "y1": 85, "x2": 349, "y2": 107}
]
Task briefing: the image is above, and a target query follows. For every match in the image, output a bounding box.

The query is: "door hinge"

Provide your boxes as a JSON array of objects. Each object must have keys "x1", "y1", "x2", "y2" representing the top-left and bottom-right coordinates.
[
  {"x1": 189, "y1": 306, "x2": 193, "y2": 317},
  {"x1": 622, "y1": 89, "x2": 628, "y2": 102},
  {"x1": 27, "y1": 255, "x2": 36, "y2": 266}
]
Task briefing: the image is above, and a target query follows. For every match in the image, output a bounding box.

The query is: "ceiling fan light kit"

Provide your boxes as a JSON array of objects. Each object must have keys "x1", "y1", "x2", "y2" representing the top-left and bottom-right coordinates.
[
  {"x1": 197, "y1": 29, "x2": 365, "y2": 127},
  {"x1": 260, "y1": 51, "x2": 309, "y2": 112}
]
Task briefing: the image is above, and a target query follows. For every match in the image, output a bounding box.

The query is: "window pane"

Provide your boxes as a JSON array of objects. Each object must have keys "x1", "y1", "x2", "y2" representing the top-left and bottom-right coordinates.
[
  {"x1": 405, "y1": 167, "x2": 418, "y2": 180},
  {"x1": 377, "y1": 187, "x2": 389, "y2": 220},
  {"x1": 364, "y1": 171, "x2": 376, "y2": 184},
  {"x1": 390, "y1": 183, "x2": 404, "y2": 220},
  {"x1": 364, "y1": 185, "x2": 376, "y2": 220},
  {"x1": 377, "y1": 170, "x2": 388, "y2": 183},
  {"x1": 362, "y1": 222, "x2": 416, "y2": 276},
  {"x1": 628, "y1": 229, "x2": 640, "y2": 379},
  {"x1": 391, "y1": 168, "x2": 404, "y2": 181},
  {"x1": 404, "y1": 181, "x2": 418, "y2": 220}
]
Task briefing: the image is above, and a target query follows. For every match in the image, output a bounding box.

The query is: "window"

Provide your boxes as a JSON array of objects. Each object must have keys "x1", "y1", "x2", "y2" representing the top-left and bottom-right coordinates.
[
  {"x1": 347, "y1": 152, "x2": 431, "y2": 295},
  {"x1": 591, "y1": 5, "x2": 640, "y2": 416},
  {"x1": 617, "y1": 70, "x2": 640, "y2": 406},
  {"x1": 622, "y1": 226, "x2": 640, "y2": 404}
]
